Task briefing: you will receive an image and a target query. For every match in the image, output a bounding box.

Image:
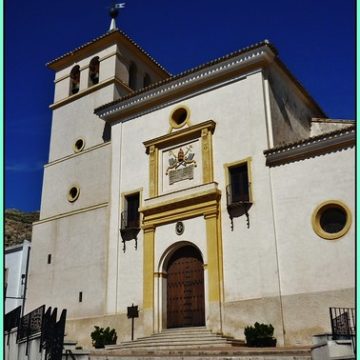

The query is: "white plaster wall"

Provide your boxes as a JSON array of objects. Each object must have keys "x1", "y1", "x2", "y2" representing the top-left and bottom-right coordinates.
[
  {"x1": 115, "y1": 44, "x2": 167, "y2": 89},
  {"x1": 108, "y1": 70, "x2": 282, "y2": 312},
  {"x1": 269, "y1": 148, "x2": 355, "y2": 296},
  {"x1": 40, "y1": 144, "x2": 110, "y2": 219},
  {"x1": 49, "y1": 87, "x2": 114, "y2": 162},
  {"x1": 26, "y1": 206, "x2": 108, "y2": 318},
  {"x1": 155, "y1": 217, "x2": 207, "y2": 270}
]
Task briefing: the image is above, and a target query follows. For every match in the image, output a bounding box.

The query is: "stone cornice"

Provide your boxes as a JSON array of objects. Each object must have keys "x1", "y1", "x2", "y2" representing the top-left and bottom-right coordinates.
[
  {"x1": 143, "y1": 120, "x2": 216, "y2": 153},
  {"x1": 95, "y1": 44, "x2": 276, "y2": 122},
  {"x1": 34, "y1": 202, "x2": 108, "y2": 225},
  {"x1": 45, "y1": 141, "x2": 111, "y2": 168},
  {"x1": 49, "y1": 77, "x2": 131, "y2": 110},
  {"x1": 264, "y1": 126, "x2": 355, "y2": 167},
  {"x1": 140, "y1": 183, "x2": 221, "y2": 228}
]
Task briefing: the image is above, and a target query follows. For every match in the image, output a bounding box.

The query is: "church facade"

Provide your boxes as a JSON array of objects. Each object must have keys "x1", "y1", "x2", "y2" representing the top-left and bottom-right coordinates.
[{"x1": 26, "y1": 28, "x2": 355, "y2": 348}]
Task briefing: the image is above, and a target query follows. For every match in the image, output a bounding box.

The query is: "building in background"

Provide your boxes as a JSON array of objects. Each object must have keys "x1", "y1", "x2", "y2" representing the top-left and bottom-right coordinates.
[
  {"x1": 5, "y1": 240, "x2": 31, "y2": 315},
  {"x1": 26, "y1": 18, "x2": 355, "y2": 348}
]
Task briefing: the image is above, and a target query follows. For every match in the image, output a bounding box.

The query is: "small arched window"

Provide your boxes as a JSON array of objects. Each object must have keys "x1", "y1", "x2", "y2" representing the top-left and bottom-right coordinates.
[
  {"x1": 143, "y1": 73, "x2": 151, "y2": 88},
  {"x1": 70, "y1": 65, "x2": 80, "y2": 95},
  {"x1": 89, "y1": 57, "x2": 100, "y2": 86},
  {"x1": 129, "y1": 62, "x2": 137, "y2": 90}
]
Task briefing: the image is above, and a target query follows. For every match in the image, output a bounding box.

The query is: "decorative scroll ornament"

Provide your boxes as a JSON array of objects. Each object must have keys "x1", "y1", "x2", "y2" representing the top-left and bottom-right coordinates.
[{"x1": 166, "y1": 145, "x2": 197, "y2": 185}]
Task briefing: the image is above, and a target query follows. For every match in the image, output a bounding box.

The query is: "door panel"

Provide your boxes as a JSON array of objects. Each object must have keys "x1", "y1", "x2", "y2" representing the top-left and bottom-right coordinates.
[{"x1": 167, "y1": 246, "x2": 205, "y2": 328}]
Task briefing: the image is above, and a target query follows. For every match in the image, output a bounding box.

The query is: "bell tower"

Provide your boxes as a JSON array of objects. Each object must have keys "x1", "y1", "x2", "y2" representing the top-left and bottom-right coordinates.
[{"x1": 26, "y1": 10, "x2": 169, "y2": 319}]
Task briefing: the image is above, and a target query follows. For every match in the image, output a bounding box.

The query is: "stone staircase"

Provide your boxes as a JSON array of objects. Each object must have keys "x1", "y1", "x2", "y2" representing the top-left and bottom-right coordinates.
[
  {"x1": 62, "y1": 339, "x2": 90, "y2": 360},
  {"x1": 86, "y1": 327, "x2": 312, "y2": 359},
  {"x1": 106, "y1": 326, "x2": 244, "y2": 351}
]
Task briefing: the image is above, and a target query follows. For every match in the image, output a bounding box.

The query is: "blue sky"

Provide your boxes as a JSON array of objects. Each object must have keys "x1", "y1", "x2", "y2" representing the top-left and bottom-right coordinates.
[{"x1": 5, "y1": 0, "x2": 355, "y2": 211}]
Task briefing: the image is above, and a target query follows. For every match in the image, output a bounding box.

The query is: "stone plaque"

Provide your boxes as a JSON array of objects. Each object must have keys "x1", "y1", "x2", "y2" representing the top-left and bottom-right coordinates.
[{"x1": 169, "y1": 165, "x2": 194, "y2": 185}]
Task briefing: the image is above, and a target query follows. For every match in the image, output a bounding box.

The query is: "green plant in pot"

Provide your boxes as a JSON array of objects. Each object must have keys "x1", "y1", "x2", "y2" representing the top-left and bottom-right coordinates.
[
  {"x1": 244, "y1": 322, "x2": 277, "y2": 347},
  {"x1": 90, "y1": 326, "x2": 117, "y2": 348}
]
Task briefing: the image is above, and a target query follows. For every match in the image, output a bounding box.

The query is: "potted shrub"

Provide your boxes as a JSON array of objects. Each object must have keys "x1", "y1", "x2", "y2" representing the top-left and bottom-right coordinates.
[
  {"x1": 90, "y1": 326, "x2": 117, "y2": 348},
  {"x1": 244, "y1": 322, "x2": 277, "y2": 347}
]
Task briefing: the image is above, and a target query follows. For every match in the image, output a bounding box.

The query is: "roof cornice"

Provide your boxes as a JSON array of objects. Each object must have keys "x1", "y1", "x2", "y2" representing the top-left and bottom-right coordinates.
[
  {"x1": 46, "y1": 29, "x2": 170, "y2": 76},
  {"x1": 95, "y1": 41, "x2": 276, "y2": 122},
  {"x1": 264, "y1": 126, "x2": 355, "y2": 167}
]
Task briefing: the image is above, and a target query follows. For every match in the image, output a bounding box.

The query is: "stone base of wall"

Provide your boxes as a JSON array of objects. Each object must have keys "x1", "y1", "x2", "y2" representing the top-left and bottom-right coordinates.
[
  {"x1": 66, "y1": 287, "x2": 354, "y2": 349},
  {"x1": 66, "y1": 312, "x2": 145, "y2": 349},
  {"x1": 222, "y1": 288, "x2": 354, "y2": 346}
]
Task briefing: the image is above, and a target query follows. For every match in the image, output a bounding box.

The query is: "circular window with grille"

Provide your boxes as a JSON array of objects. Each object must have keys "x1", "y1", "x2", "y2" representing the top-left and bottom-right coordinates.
[
  {"x1": 67, "y1": 186, "x2": 80, "y2": 203},
  {"x1": 169, "y1": 106, "x2": 190, "y2": 129},
  {"x1": 312, "y1": 201, "x2": 351, "y2": 240}
]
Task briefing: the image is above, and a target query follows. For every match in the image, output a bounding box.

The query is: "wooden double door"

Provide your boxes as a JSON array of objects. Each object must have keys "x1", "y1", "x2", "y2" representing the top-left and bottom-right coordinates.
[{"x1": 167, "y1": 246, "x2": 205, "y2": 328}]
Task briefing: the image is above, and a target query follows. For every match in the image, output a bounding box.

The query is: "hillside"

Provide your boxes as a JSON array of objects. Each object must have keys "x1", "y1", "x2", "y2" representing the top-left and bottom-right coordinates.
[{"x1": 5, "y1": 209, "x2": 39, "y2": 248}]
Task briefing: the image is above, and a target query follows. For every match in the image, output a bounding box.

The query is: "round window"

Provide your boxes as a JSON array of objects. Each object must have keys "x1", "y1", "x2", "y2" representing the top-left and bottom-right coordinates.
[
  {"x1": 73, "y1": 138, "x2": 85, "y2": 153},
  {"x1": 67, "y1": 186, "x2": 80, "y2": 202},
  {"x1": 169, "y1": 106, "x2": 190, "y2": 129},
  {"x1": 312, "y1": 201, "x2": 351, "y2": 240}
]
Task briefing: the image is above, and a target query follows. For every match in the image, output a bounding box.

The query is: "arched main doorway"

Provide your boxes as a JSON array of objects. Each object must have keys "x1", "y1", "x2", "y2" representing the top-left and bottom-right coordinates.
[{"x1": 166, "y1": 245, "x2": 205, "y2": 328}]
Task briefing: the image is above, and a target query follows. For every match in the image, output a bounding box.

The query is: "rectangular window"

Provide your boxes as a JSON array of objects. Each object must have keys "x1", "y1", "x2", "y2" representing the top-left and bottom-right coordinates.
[
  {"x1": 225, "y1": 158, "x2": 252, "y2": 206},
  {"x1": 122, "y1": 192, "x2": 140, "y2": 229}
]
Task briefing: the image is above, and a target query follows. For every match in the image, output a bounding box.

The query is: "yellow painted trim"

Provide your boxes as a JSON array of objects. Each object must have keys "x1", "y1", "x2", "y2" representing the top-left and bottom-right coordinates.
[
  {"x1": 205, "y1": 213, "x2": 221, "y2": 302},
  {"x1": 217, "y1": 208, "x2": 225, "y2": 303},
  {"x1": 144, "y1": 120, "x2": 216, "y2": 152},
  {"x1": 143, "y1": 226, "x2": 155, "y2": 310},
  {"x1": 312, "y1": 200, "x2": 352, "y2": 240},
  {"x1": 140, "y1": 187, "x2": 221, "y2": 228},
  {"x1": 144, "y1": 120, "x2": 216, "y2": 200},
  {"x1": 141, "y1": 186, "x2": 222, "y2": 316},
  {"x1": 168, "y1": 105, "x2": 192, "y2": 132},
  {"x1": 201, "y1": 128, "x2": 214, "y2": 183},
  {"x1": 149, "y1": 146, "x2": 159, "y2": 197},
  {"x1": 224, "y1": 157, "x2": 253, "y2": 203}
]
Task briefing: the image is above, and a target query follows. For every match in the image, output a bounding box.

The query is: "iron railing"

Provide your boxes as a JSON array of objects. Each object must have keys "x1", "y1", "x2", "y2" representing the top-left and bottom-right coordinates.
[
  {"x1": 121, "y1": 210, "x2": 140, "y2": 230},
  {"x1": 330, "y1": 307, "x2": 355, "y2": 338},
  {"x1": 226, "y1": 183, "x2": 250, "y2": 207},
  {"x1": 120, "y1": 210, "x2": 140, "y2": 251},
  {"x1": 5, "y1": 306, "x2": 21, "y2": 332},
  {"x1": 40, "y1": 307, "x2": 67, "y2": 360},
  {"x1": 17, "y1": 304, "x2": 45, "y2": 342}
]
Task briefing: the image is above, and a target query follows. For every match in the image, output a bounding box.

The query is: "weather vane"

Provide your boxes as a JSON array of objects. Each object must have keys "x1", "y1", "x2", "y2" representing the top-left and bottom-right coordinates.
[{"x1": 108, "y1": 3, "x2": 126, "y2": 31}]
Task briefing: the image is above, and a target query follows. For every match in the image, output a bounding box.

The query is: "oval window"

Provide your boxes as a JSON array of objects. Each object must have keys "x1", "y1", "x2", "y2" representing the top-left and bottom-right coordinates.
[
  {"x1": 73, "y1": 138, "x2": 85, "y2": 153},
  {"x1": 170, "y1": 106, "x2": 190, "y2": 129},
  {"x1": 67, "y1": 186, "x2": 80, "y2": 203}
]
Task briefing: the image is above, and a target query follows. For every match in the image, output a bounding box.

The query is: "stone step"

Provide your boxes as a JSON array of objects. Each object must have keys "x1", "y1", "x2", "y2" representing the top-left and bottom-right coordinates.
[
  {"x1": 90, "y1": 346, "x2": 312, "y2": 360},
  {"x1": 123, "y1": 332, "x2": 233, "y2": 343},
  {"x1": 107, "y1": 328, "x2": 245, "y2": 351},
  {"x1": 113, "y1": 340, "x2": 241, "y2": 350}
]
